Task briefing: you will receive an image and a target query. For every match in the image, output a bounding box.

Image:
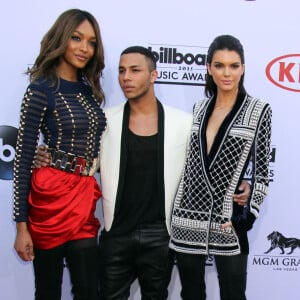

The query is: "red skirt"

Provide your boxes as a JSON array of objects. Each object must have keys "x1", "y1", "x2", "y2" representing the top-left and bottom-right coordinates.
[{"x1": 28, "y1": 167, "x2": 101, "y2": 250}]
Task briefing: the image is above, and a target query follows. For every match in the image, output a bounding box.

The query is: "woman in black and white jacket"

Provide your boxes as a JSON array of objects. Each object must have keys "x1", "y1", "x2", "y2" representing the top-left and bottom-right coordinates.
[{"x1": 170, "y1": 34, "x2": 272, "y2": 300}]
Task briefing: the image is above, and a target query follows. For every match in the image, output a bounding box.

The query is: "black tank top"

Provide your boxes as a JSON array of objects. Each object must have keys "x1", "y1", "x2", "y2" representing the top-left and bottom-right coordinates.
[{"x1": 108, "y1": 128, "x2": 165, "y2": 235}]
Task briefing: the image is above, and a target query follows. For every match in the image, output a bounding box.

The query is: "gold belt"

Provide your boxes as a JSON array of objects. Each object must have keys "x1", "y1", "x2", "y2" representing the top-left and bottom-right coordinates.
[{"x1": 47, "y1": 148, "x2": 97, "y2": 176}]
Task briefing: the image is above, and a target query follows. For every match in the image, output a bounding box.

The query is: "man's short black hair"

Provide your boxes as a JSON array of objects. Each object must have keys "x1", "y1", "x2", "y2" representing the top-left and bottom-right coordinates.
[{"x1": 121, "y1": 46, "x2": 157, "y2": 70}]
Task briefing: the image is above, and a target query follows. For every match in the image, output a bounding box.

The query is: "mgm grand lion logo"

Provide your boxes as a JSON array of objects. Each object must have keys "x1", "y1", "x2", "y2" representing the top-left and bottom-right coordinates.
[{"x1": 265, "y1": 231, "x2": 300, "y2": 255}]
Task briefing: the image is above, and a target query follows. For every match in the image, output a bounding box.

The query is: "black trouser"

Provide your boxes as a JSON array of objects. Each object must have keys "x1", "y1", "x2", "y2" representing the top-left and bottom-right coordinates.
[
  {"x1": 33, "y1": 237, "x2": 99, "y2": 300},
  {"x1": 98, "y1": 225, "x2": 174, "y2": 300},
  {"x1": 176, "y1": 252, "x2": 248, "y2": 300}
]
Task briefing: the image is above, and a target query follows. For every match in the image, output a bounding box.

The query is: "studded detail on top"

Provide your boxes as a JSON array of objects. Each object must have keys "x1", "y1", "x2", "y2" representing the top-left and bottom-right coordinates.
[
  {"x1": 170, "y1": 93, "x2": 272, "y2": 256},
  {"x1": 13, "y1": 78, "x2": 106, "y2": 222}
]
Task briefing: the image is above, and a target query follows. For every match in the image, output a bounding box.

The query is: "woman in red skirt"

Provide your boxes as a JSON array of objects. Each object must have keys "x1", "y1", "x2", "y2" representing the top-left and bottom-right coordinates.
[{"x1": 13, "y1": 9, "x2": 106, "y2": 300}]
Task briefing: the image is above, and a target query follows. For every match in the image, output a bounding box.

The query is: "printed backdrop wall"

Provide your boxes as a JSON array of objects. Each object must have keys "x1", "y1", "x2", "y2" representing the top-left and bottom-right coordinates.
[{"x1": 1, "y1": 0, "x2": 299, "y2": 299}]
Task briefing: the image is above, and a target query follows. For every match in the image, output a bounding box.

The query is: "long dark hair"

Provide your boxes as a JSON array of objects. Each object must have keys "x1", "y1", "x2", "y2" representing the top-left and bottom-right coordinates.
[
  {"x1": 28, "y1": 9, "x2": 105, "y2": 103},
  {"x1": 205, "y1": 34, "x2": 246, "y2": 98}
]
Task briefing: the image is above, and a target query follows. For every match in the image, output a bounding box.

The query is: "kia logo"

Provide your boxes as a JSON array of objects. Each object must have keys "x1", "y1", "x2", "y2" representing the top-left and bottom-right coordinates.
[{"x1": 266, "y1": 54, "x2": 300, "y2": 92}]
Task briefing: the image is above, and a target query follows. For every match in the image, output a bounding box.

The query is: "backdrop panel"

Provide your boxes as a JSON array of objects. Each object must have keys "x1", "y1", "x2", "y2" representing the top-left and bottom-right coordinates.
[{"x1": 1, "y1": 0, "x2": 299, "y2": 299}]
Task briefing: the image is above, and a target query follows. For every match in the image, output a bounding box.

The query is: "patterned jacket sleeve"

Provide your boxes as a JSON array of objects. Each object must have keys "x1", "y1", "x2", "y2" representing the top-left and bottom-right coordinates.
[
  {"x1": 13, "y1": 83, "x2": 48, "y2": 222},
  {"x1": 249, "y1": 103, "x2": 272, "y2": 217},
  {"x1": 231, "y1": 102, "x2": 272, "y2": 231}
]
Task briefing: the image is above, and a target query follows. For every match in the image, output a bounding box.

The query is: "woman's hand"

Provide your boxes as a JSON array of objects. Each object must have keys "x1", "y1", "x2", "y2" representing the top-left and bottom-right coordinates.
[
  {"x1": 220, "y1": 221, "x2": 232, "y2": 230},
  {"x1": 14, "y1": 222, "x2": 35, "y2": 261}
]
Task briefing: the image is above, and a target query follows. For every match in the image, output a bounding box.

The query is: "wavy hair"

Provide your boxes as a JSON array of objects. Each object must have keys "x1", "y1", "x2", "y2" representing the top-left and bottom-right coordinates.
[{"x1": 28, "y1": 9, "x2": 105, "y2": 103}]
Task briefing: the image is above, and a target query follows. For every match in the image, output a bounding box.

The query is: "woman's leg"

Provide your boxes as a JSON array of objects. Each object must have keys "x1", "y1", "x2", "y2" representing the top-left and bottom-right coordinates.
[
  {"x1": 33, "y1": 246, "x2": 65, "y2": 300},
  {"x1": 176, "y1": 252, "x2": 207, "y2": 300},
  {"x1": 214, "y1": 254, "x2": 248, "y2": 300},
  {"x1": 66, "y1": 238, "x2": 99, "y2": 300}
]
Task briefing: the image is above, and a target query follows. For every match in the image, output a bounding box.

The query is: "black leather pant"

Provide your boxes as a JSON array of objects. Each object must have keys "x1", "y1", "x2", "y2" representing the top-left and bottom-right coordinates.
[
  {"x1": 33, "y1": 238, "x2": 99, "y2": 300},
  {"x1": 98, "y1": 224, "x2": 174, "y2": 300},
  {"x1": 176, "y1": 252, "x2": 248, "y2": 300}
]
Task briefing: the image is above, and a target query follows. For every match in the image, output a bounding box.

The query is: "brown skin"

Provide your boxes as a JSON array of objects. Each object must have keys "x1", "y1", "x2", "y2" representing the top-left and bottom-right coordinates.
[
  {"x1": 14, "y1": 20, "x2": 97, "y2": 262},
  {"x1": 118, "y1": 52, "x2": 158, "y2": 136},
  {"x1": 14, "y1": 222, "x2": 34, "y2": 261}
]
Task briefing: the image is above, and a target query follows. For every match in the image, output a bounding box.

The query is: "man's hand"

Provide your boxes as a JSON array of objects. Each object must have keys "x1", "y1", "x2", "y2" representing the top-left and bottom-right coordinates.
[
  {"x1": 221, "y1": 181, "x2": 251, "y2": 230},
  {"x1": 14, "y1": 222, "x2": 34, "y2": 261},
  {"x1": 232, "y1": 180, "x2": 250, "y2": 206},
  {"x1": 35, "y1": 145, "x2": 50, "y2": 168}
]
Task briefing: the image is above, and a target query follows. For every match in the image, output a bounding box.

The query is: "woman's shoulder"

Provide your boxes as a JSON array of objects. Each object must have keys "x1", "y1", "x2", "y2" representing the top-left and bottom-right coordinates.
[
  {"x1": 192, "y1": 97, "x2": 210, "y2": 114},
  {"x1": 247, "y1": 95, "x2": 270, "y2": 107},
  {"x1": 246, "y1": 95, "x2": 272, "y2": 114},
  {"x1": 26, "y1": 77, "x2": 53, "y2": 93},
  {"x1": 194, "y1": 97, "x2": 210, "y2": 106}
]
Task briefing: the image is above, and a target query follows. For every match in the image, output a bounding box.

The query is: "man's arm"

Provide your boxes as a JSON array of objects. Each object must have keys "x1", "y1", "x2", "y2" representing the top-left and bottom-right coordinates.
[
  {"x1": 221, "y1": 180, "x2": 251, "y2": 230},
  {"x1": 232, "y1": 180, "x2": 250, "y2": 206}
]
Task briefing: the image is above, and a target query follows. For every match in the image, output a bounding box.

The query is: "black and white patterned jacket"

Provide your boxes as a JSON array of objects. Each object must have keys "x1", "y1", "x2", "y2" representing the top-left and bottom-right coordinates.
[{"x1": 170, "y1": 92, "x2": 272, "y2": 256}]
